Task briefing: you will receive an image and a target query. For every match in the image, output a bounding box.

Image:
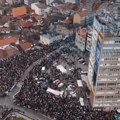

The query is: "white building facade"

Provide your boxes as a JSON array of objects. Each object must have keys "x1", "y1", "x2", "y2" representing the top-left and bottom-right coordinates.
[
  {"x1": 88, "y1": 4, "x2": 120, "y2": 109},
  {"x1": 31, "y1": 2, "x2": 50, "y2": 15},
  {"x1": 24, "y1": 0, "x2": 39, "y2": 5},
  {"x1": 40, "y1": 34, "x2": 62, "y2": 45},
  {"x1": 64, "y1": 0, "x2": 80, "y2": 4}
]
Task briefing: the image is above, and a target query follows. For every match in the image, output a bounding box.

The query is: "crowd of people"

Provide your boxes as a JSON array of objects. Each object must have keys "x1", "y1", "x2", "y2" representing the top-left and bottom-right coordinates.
[
  {"x1": 14, "y1": 48, "x2": 115, "y2": 120},
  {"x1": 0, "y1": 42, "x2": 116, "y2": 120},
  {"x1": 0, "y1": 48, "x2": 45, "y2": 96}
]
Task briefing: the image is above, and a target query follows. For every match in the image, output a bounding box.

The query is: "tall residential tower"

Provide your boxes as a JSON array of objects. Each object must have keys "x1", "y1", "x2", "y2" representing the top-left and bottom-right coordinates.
[{"x1": 88, "y1": 0, "x2": 120, "y2": 109}]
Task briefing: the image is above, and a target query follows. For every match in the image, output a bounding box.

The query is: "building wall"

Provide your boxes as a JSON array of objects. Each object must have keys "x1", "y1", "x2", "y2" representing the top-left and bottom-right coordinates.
[
  {"x1": 65, "y1": 0, "x2": 76, "y2": 3},
  {"x1": 6, "y1": 0, "x2": 13, "y2": 4},
  {"x1": 93, "y1": 37, "x2": 120, "y2": 109},
  {"x1": 6, "y1": 0, "x2": 23, "y2": 5},
  {"x1": 64, "y1": 0, "x2": 80, "y2": 4},
  {"x1": 40, "y1": 34, "x2": 62, "y2": 45},
  {"x1": 86, "y1": 32, "x2": 92, "y2": 52},
  {"x1": 75, "y1": 32, "x2": 86, "y2": 51},
  {"x1": 31, "y1": 3, "x2": 47, "y2": 15},
  {"x1": 24, "y1": 0, "x2": 40, "y2": 5},
  {"x1": 73, "y1": 13, "x2": 81, "y2": 24},
  {"x1": 88, "y1": 16, "x2": 120, "y2": 109},
  {"x1": 46, "y1": 0, "x2": 54, "y2": 5},
  {"x1": 0, "y1": 0, "x2": 5, "y2": 5}
]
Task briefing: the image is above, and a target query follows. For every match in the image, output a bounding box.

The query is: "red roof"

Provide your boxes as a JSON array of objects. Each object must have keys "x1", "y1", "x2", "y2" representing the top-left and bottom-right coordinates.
[
  {"x1": 0, "y1": 37, "x2": 19, "y2": 47},
  {"x1": 20, "y1": 42, "x2": 32, "y2": 51},
  {"x1": 12, "y1": 6, "x2": 27, "y2": 17},
  {"x1": 18, "y1": 20, "x2": 33, "y2": 28}
]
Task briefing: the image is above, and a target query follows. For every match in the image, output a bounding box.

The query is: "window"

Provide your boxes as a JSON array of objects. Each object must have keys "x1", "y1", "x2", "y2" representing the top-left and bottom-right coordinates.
[{"x1": 96, "y1": 96, "x2": 104, "y2": 99}]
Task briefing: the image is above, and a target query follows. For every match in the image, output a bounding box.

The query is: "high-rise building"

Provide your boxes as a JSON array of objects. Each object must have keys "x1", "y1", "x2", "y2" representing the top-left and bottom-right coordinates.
[{"x1": 88, "y1": 1, "x2": 120, "y2": 109}]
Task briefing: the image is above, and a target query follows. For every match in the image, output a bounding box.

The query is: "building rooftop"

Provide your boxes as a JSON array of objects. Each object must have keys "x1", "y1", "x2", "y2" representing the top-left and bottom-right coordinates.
[
  {"x1": 33, "y1": 2, "x2": 47, "y2": 9},
  {"x1": 42, "y1": 33, "x2": 60, "y2": 40},
  {"x1": 95, "y1": 1, "x2": 120, "y2": 37},
  {"x1": 18, "y1": 20, "x2": 33, "y2": 28},
  {"x1": 0, "y1": 37, "x2": 19, "y2": 47},
  {"x1": 12, "y1": 6, "x2": 27, "y2": 17},
  {"x1": 20, "y1": 42, "x2": 32, "y2": 51}
]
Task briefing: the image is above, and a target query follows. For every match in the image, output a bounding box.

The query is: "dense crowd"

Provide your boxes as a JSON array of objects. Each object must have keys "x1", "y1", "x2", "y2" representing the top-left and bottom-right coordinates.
[
  {"x1": 14, "y1": 49, "x2": 115, "y2": 120},
  {"x1": 0, "y1": 48, "x2": 45, "y2": 96},
  {"x1": 0, "y1": 43, "x2": 115, "y2": 120},
  {"x1": 0, "y1": 42, "x2": 71, "y2": 96}
]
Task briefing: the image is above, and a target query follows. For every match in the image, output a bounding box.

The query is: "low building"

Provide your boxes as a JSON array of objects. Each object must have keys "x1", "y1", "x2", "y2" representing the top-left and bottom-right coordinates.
[
  {"x1": 75, "y1": 28, "x2": 87, "y2": 51},
  {"x1": 12, "y1": 6, "x2": 27, "y2": 17},
  {"x1": 0, "y1": 36, "x2": 19, "y2": 49},
  {"x1": 24, "y1": 0, "x2": 40, "y2": 5},
  {"x1": 20, "y1": 42, "x2": 32, "y2": 51},
  {"x1": 6, "y1": 0, "x2": 23, "y2": 5},
  {"x1": 73, "y1": 8, "x2": 94, "y2": 26},
  {"x1": 56, "y1": 24, "x2": 74, "y2": 38},
  {"x1": 31, "y1": 2, "x2": 50, "y2": 15},
  {"x1": 86, "y1": 29, "x2": 92, "y2": 52},
  {"x1": 0, "y1": 27, "x2": 10, "y2": 33},
  {"x1": 55, "y1": 3, "x2": 76, "y2": 15},
  {"x1": 75, "y1": 27, "x2": 92, "y2": 52},
  {"x1": 46, "y1": 0, "x2": 54, "y2": 5},
  {"x1": 18, "y1": 20, "x2": 33, "y2": 29},
  {"x1": 0, "y1": 7, "x2": 4, "y2": 15},
  {"x1": 40, "y1": 33, "x2": 62, "y2": 45},
  {"x1": 64, "y1": 0, "x2": 80, "y2": 4},
  {"x1": 0, "y1": 0, "x2": 5, "y2": 6}
]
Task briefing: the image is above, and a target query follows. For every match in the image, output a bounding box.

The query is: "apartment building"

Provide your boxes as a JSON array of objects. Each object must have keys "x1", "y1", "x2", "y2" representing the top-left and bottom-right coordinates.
[
  {"x1": 75, "y1": 27, "x2": 92, "y2": 52},
  {"x1": 88, "y1": 0, "x2": 120, "y2": 109},
  {"x1": 24, "y1": 0, "x2": 40, "y2": 5},
  {"x1": 6, "y1": 0, "x2": 23, "y2": 5},
  {"x1": 31, "y1": 2, "x2": 50, "y2": 15}
]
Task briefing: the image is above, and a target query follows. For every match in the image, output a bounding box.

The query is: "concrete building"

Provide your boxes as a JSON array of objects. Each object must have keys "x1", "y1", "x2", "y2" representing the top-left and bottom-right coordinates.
[
  {"x1": 88, "y1": 1, "x2": 120, "y2": 109},
  {"x1": 0, "y1": 0, "x2": 5, "y2": 6},
  {"x1": 64, "y1": 0, "x2": 80, "y2": 4},
  {"x1": 40, "y1": 33, "x2": 62, "y2": 45},
  {"x1": 75, "y1": 27, "x2": 92, "y2": 52},
  {"x1": 12, "y1": 6, "x2": 27, "y2": 17},
  {"x1": 75, "y1": 28, "x2": 87, "y2": 51},
  {"x1": 73, "y1": 9, "x2": 94, "y2": 26},
  {"x1": 46, "y1": 0, "x2": 54, "y2": 5},
  {"x1": 31, "y1": 2, "x2": 50, "y2": 15},
  {"x1": 6, "y1": 0, "x2": 23, "y2": 5},
  {"x1": 0, "y1": 8, "x2": 4, "y2": 15},
  {"x1": 56, "y1": 24, "x2": 74, "y2": 38},
  {"x1": 0, "y1": 37, "x2": 19, "y2": 49},
  {"x1": 24, "y1": 0, "x2": 40, "y2": 5}
]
